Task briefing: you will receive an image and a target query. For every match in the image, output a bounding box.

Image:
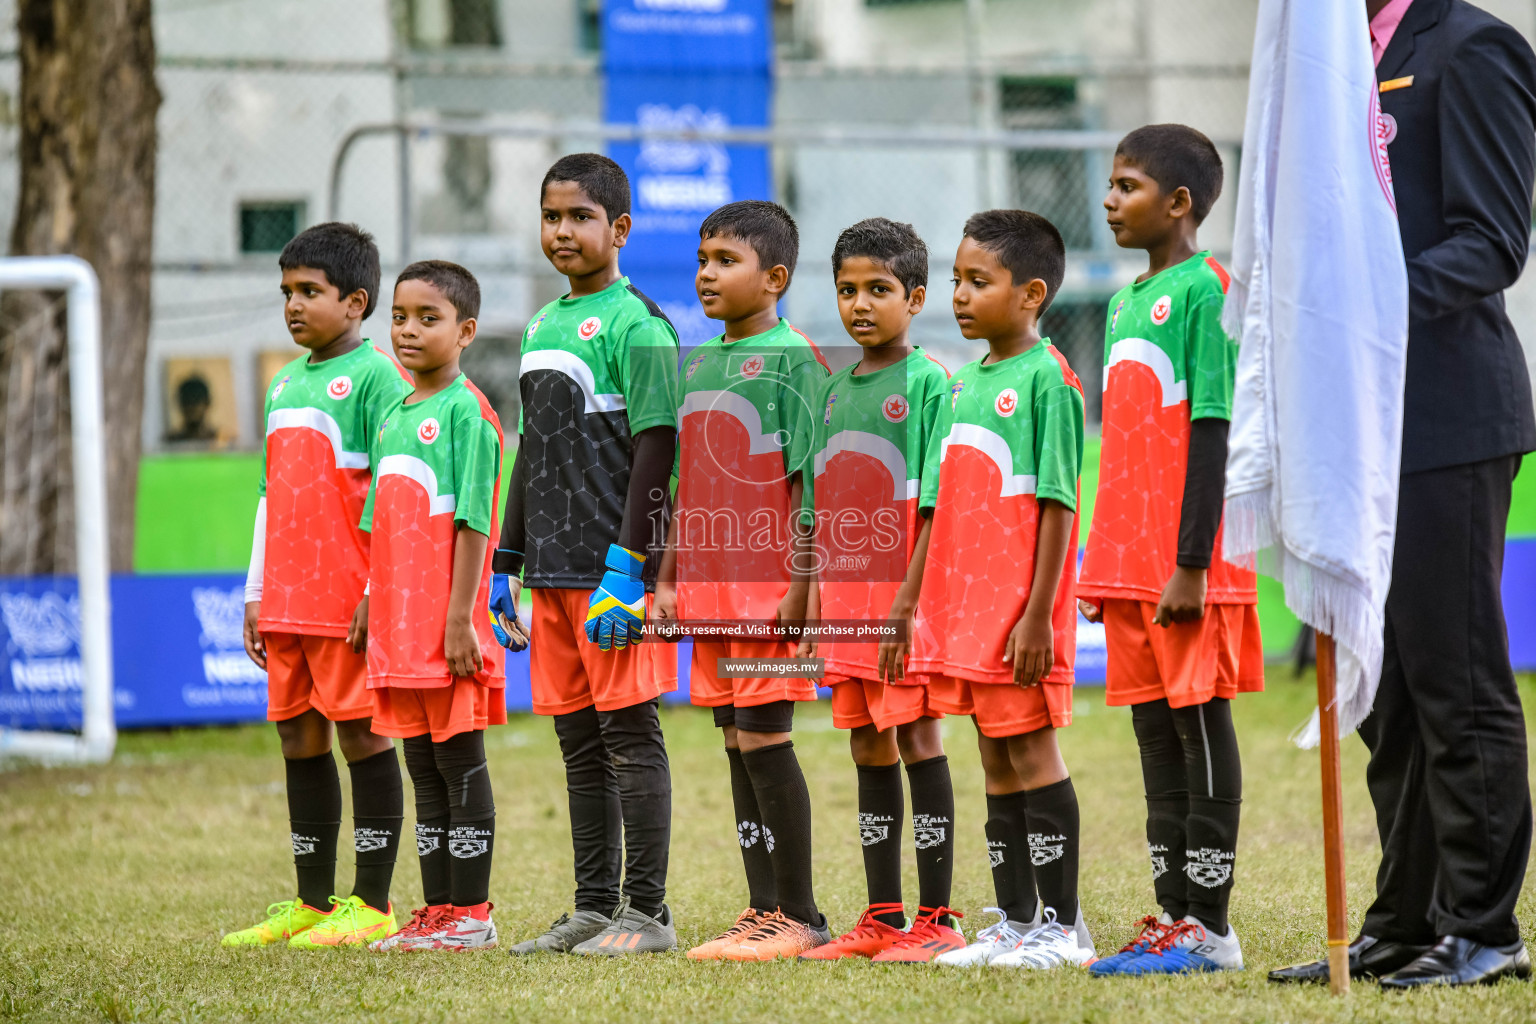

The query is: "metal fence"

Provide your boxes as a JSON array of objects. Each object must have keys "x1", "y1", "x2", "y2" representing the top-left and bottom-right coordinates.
[{"x1": 3, "y1": 47, "x2": 1261, "y2": 447}]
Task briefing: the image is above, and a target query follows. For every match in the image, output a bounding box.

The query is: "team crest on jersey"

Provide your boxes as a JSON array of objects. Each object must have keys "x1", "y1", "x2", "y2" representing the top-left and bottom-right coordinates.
[
  {"x1": 995, "y1": 387, "x2": 1019, "y2": 417},
  {"x1": 950, "y1": 379, "x2": 966, "y2": 408},
  {"x1": 271, "y1": 374, "x2": 291, "y2": 401},
  {"x1": 823, "y1": 392, "x2": 838, "y2": 425},
  {"x1": 327, "y1": 375, "x2": 352, "y2": 400},
  {"x1": 882, "y1": 394, "x2": 908, "y2": 423},
  {"x1": 418, "y1": 417, "x2": 441, "y2": 444},
  {"x1": 686, "y1": 351, "x2": 707, "y2": 381},
  {"x1": 1110, "y1": 300, "x2": 1125, "y2": 335},
  {"x1": 739, "y1": 354, "x2": 765, "y2": 379},
  {"x1": 526, "y1": 312, "x2": 547, "y2": 338},
  {"x1": 578, "y1": 316, "x2": 602, "y2": 340},
  {"x1": 1151, "y1": 295, "x2": 1173, "y2": 325}
]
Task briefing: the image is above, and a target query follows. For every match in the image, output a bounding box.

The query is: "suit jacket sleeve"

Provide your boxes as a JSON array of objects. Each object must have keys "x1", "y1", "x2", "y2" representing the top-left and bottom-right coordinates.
[{"x1": 1408, "y1": 25, "x2": 1536, "y2": 323}]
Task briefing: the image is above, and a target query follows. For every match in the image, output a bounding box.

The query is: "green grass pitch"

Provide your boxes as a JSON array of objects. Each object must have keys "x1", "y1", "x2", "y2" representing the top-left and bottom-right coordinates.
[{"x1": 3, "y1": 673, "x2": 1533, "y2": 1022}]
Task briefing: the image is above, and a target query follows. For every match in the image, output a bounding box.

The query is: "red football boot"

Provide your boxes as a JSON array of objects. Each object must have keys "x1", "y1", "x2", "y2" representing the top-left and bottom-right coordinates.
[
  {"x1": 872, "y1": 906, "x2": 967, "y2": 962},
  {"x1": 798, "y1": 904, "x2": 908, "y2": 960}
]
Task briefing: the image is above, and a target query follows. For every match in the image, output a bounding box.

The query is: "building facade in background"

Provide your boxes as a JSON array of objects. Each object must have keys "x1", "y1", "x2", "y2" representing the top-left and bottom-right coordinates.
[{"x1": 1, "y1": 0, "x2": 1534, "y2": 449}]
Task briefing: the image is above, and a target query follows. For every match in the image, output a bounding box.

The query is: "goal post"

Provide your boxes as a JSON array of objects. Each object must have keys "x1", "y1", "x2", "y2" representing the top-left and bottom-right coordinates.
[{"x1": 0, "y1": 255, "x2": 115, "y2": 764}]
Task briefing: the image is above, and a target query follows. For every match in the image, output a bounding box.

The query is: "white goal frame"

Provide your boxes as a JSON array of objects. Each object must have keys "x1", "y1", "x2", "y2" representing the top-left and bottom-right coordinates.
[{"x1": 0, "y1": 256, "x2": 115, "y2": 763}]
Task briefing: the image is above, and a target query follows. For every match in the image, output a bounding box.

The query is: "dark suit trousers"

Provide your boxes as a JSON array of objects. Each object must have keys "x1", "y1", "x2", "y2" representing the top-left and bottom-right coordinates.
[{"x1": 1359, "y1": 455, "x2": 1531, "y2": 947}]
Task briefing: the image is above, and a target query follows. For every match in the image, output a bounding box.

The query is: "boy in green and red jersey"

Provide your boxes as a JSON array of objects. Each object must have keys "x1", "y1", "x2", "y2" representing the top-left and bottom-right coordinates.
[
  {"x1": 363, "y1": 260, "x2": 506, "y2": 952},
  {"x1": 794, "y1": 218, "x2": 963, "y2": 963},
  {"x1": 227, "y1": 222, "x2": 411, "y2": 950},
  {"x1": 1080, "y1": 125, "x2": 1261, "y2": 977},
  {"x1": 916, "y1": 211, "x2": 1097, "y2": 972},
  {"x1": 655, "y1": 200, "x2": 832, "y2": 961}
]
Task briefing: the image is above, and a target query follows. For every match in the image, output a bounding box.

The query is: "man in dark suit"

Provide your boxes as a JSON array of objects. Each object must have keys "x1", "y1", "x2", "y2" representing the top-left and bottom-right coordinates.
[{"x1": 1271, "y1": 0, "x2": 1536, "y2": 989}]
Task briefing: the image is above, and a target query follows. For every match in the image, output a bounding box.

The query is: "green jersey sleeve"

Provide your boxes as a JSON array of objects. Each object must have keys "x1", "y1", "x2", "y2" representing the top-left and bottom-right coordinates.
[
  {"x1": 780, "y1": 349, "x2": 829, "y2": 482},
  {"x1": 258, "y1": 388, "x2": 272, "y2": 498},
  {"x1": 800, "y1": 373, "x2": 834, "y2": 523},
  {"x1": 363, "y1": 358, "x2": 412, "y2": 464},
  {"x1": 916, "y1": 366, "x2": 949, "y2": 501},
  {"x1": 1185, "y1": 279, "x2": 1237, "y2": 421},
  {"x1": 919, "y1": 386, "x2": 954, "y2": 514},
  {"x1": 1033, "y1": 383, "x2": 1084, "y2": 512},
  {"x1": 617, "y1": 315, "x2": 681, "y2": 435},
  {"x1": 359, "y1": 472, "x2": 377, "y2": 535},
  {"x1": 453, "y1": 407, "x2": 503, "y2": 538}
]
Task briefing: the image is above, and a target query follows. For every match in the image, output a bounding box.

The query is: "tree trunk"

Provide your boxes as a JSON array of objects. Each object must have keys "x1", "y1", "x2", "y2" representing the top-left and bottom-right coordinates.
[{"x1": 0, "y1": 0, "x2": 159, "y2": 574}]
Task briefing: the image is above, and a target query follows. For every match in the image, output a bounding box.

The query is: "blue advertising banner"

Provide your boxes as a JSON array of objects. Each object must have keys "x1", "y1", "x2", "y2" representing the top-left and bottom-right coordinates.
[
  {"x1": 603, "y1": 0, "x2": 774, "y2": 346},
  {"x1": 604, "y1": 0, "x2": 773, "y2": 73}
]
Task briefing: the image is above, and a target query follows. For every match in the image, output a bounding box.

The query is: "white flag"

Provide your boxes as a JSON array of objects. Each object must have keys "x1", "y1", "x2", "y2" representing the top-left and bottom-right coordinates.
[{"x1": 1222, "y1": 0, "x2": 1409, "y2": 746}]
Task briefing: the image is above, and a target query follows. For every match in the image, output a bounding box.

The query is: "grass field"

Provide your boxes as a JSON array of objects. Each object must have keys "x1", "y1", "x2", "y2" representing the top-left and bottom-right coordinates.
[{"x1": 3, "y1": 674, "x2": 1534, "y2": 1023}]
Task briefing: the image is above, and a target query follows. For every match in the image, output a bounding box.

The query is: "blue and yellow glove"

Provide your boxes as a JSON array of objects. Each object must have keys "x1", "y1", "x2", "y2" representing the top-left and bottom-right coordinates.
[
  {"x1": 585, "y1": 544, "x2": 646, "y2": 651},
  {"x1": 488, "y1": 550, "x2": 529, "y2": 652}
]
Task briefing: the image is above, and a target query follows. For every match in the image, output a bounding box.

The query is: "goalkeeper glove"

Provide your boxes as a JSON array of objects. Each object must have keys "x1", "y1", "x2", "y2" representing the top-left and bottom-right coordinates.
[
  {"x1": 585, "y1": 543, "x2": 646, "y2": 651},
  {"x1": 488, "y1": 550, "x2": 528, "y2": 652}
]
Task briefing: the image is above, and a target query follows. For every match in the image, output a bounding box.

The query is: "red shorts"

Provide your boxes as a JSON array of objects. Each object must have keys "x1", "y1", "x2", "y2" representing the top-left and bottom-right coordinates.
[
  {"x1": 689, "y1": 637, "x2": 818, "y2": 708},
  {"x1": 529, "y1": 588, "x2": 678, "y2": 716},
  {"x1": 927, "y1": 676, "x2": 1073, "y2": 738},
  {"x1": 828, "y1": 676, "x2": 941, "y2": 731},
  {"x1": 370, "y1": 680, "x2": 507, "y2": 742},
  {"x1": 264, "y1": 632, "x2": 372, "y2": 722},
  {"x1": 1102, "y1": 599, "x2": 1265, "y2": 709}
]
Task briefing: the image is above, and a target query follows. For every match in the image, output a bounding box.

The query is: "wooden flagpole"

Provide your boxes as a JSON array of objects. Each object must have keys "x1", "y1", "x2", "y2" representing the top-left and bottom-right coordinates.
[{"x1": 1315, "y1": 633, "x2": 1350, "y2": 995}]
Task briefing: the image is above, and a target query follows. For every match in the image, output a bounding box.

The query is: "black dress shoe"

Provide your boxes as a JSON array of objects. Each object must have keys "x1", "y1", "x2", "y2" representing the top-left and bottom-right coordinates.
[
  {"x1": 1379, "y1": 935, "x2": 1532, "y2": 989},
  {"x1": 1267, "y1": 934, "x2": 1432, "y2": 983}
]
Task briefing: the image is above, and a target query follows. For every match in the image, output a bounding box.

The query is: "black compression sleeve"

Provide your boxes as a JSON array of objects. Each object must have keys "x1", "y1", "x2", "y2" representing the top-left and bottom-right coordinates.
[
  {"x1": 493, "y1": 437, "x2": 529, "y2": 575},
  {"x1": 1177, "y1": 418, "x2": 1230, "y2": 570},
  {"x1": 617, "y1": 425, "x2": 676, "y2": 558}
]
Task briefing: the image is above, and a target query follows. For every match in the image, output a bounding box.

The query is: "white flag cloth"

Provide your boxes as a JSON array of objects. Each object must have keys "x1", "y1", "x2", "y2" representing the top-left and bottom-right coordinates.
[{"x1": 1222, "y1": 0, "x2": 1409, "y2": 746}]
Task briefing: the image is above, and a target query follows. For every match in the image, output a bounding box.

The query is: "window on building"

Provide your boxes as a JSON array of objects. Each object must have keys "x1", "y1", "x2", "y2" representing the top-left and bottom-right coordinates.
[
  {"x1": 239, "y1": 201, "x2": 304, "y2": 254},
  {"x1": 578, "y1": 0, "x2": 602, "y2": 54},
  {"x1": 1000, "y1": 77, "x2": 1097, "y2": 251},
  {"x1": 408, "y1": 0, "x2": 502, "y2": 48}
]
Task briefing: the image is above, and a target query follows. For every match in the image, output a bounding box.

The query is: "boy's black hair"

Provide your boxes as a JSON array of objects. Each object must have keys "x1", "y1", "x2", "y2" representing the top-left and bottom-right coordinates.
[
  {"x1": 1115, "y1": 124, "x2": 1224, "y2": 224},
  {"x1": 278, "y1": 222, "x2": 382, "y2": 319},
  {"x1": 396, "y1": 260, "x2": 481, "y2": 321},
  {"x1": 700, "y1": 200, "x2": 800, "y2": 288},
  {"x1": 541, "y1": 153, "x2": 631, "y2": 222},
  {"x1": 831, "y1": 217, "x2": 929, "y2": 296},
  {"x1": 962, "y1": 209, "x2": 1067, "y2": 313}
]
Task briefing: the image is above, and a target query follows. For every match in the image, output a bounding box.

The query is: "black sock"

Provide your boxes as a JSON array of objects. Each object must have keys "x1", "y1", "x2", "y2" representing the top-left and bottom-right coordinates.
[
  {"x1": 437, "y1": 731, "x2": 495, "y2": 907},
  {"x1": 554, "y1": 706, "x2": 622, "y2": 915},
  {"x1": 742, "y1": 740, "x2": 820, "y2": 925},
  {"x1": 285, "y1": 751, "x2": 342, "y2": 909},
  {"x1": 597, "y1": 700, "x2": 672, "y2": 919},
  {"x1": 729, "y1": 746, "x2": 778, "y2": 913},
  {"x1": 1024, "y1": 777, "x2": 1080, "y2": 925},
  {"x1": 856, "y1": 762, "x2": 906, "y2": 928},
  {"x1": 984, "y1": 790, "x2": 1035, "y2": 923},
  {"x1": 906, "y1": 754, "x2": 955, "y2": 928},
  {"x1": 1172, "y1": 699, "x2": 1242, "y2": 933},
  {"x1": 1132, "y1": 699, "x2": 1190, "y2": 919},
  {"x1": 403, "y1": 736, "x2": 451, "y2": 906},
  {"x1": 347, "y1": 746, "x2": 403, "y2": 914}
]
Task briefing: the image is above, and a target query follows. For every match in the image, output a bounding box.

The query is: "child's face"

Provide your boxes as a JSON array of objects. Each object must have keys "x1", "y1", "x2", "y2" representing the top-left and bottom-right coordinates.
[
  {"x1": 281, "y1": 266, "x2": 365, "y2": 350},
  {"x1": 951, "y1": 237, "x2": 1044, "y2": 342},
  {"x1": 390, "y1": 278, "x2": 475, "y2": 376},
  {"x1": 835, "y1": 256, "x2": 924, "y2": 349},
  {"x1": 541, "y1": 180, "x2": 629, "y2": 280},
  {"x1": 1104, "y1": 154, "x2": 1188, "y2": 249},
  {"x1": 696, "y1": 233, "x2": 784, "y2": 323}
]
